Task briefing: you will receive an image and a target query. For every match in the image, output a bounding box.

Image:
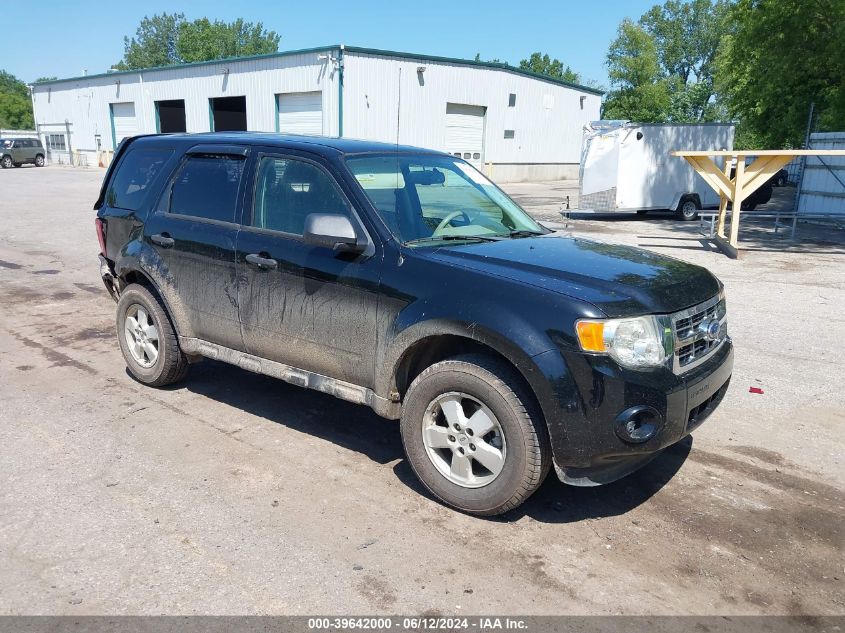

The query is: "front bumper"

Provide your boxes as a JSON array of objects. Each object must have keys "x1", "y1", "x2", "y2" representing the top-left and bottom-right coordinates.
[{"x1": 535, "y1": 338, "x2": 733, "y2": 486}]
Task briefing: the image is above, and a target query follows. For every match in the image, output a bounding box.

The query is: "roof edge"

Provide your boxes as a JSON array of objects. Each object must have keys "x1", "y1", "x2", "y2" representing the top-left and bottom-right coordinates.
[
  {"x1": 31, "y1": 43, "x2": 605, "y2": 96},
  {"x1": 30, "y1": 45, "x2": 340, "y2": 86},
  {"x1": 343, "y1": 46, "x2": 604, "y2": 96}
]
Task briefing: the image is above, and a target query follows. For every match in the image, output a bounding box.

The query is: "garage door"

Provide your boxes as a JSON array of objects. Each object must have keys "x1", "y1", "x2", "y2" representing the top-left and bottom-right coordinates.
[
  {"x1": 445, "y1": 103, "x2": 486, "y2": 167},
  {"x1": 277, "y1": 92, "x2": 323, "y2": 136},
  {"x1": 111, "y1": 102, "x2": 139, "y2": 146}
]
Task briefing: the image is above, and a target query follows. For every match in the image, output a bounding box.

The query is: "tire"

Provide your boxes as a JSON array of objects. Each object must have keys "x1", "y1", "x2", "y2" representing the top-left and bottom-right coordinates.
[
  {"x1": 0, "y1": 155, "x2": 11, "y2": 169},
  {"x1": 13, "y1": 163, "x2": 21, "y2": 168},
  {"x1": 676, "y1": 197, "x2": 700, "y2": 221},
  {"x1": 400, "y1": 354, "x2": 551, "y2": 516},
  {"x1": 116, "y1": 284, "x2": 188, "y2": 387},
  {"x1": 35, "y1": 154, "x2": 45, "y2": 167}
]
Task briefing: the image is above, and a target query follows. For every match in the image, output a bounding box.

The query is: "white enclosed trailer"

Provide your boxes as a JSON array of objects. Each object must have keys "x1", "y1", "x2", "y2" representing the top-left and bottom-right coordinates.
[{"x1": 578, "y1": 121, "x2": 735, "y2": 219}]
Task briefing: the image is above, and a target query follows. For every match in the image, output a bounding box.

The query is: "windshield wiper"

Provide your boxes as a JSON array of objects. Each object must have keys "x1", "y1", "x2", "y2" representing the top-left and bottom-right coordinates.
[
  {"x1": 403, "y1": 234, "x2": 502, "y2": 246},
  {"x1": 505, "y1": 229, "x2": 546, "y2": 238}
]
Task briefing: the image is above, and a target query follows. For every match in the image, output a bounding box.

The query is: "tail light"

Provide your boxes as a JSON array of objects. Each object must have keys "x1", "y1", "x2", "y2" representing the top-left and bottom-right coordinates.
[{"x1": 95, "y1": 218, "x2": 107, "y2": 255}]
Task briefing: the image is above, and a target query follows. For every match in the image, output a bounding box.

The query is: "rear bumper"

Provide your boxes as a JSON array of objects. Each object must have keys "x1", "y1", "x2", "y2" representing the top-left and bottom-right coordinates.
[
  {"x1": 99, "y1": 254, "x2": 119, "y2": 301},
  {"x1": 534, "y1": 339, "x2": 733, "y2": 485}
]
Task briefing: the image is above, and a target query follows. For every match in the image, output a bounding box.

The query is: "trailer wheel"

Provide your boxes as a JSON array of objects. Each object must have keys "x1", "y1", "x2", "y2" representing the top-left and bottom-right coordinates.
[{"x1": 676, "y1": 197, "x2": 700, "y2": 221}]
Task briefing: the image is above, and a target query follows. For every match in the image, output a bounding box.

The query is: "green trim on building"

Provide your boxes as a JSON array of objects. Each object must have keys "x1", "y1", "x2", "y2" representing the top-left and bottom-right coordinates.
[
  {"x1": 154, "y1": 102, "x2": 161, "y2": 134},
  {"x1": 338, "y1": 46, "x2": 345, "y2": 137},
  {"x1": 208, "y1": 99, "x2": 215, "y2": 131},
  {"x1": 32, "y1": 44, "x2": 604, "y2": 96},
  {"x1": 274, "y1": 94, "x2": 280, "y2": 133},
  {"x1": 108, "y1": 104, "x2": 117, "y2": 149}
]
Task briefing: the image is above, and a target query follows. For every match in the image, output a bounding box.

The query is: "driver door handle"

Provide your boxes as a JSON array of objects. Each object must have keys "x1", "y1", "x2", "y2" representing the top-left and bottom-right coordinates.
[
  {"x1": 150, "y1": 233, "x2": 174, "y2": 248},
  {"x1": 245, "y1": 253, "x2": 278, "y2": 270}
]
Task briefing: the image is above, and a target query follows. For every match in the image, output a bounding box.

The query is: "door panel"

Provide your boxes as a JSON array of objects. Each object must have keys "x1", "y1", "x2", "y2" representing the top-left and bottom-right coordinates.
[
  {"x1": 446, "y1": 103, "x2": 486, "y2": 168},
  {"x1": 277, "y1": 92, "x2": 323, "y2": 135},
  {"x1": 142, "y1": 151, "x2": 248, "y2": 350},
  {"x1": 236, "y1": 153, "x2": 381, "y2": 387}
]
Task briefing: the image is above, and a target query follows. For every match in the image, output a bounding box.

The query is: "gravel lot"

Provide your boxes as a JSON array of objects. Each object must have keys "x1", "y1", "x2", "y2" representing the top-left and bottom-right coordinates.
[{"x1": 0, "y1": 165, "x2": 842, "y2": 616}]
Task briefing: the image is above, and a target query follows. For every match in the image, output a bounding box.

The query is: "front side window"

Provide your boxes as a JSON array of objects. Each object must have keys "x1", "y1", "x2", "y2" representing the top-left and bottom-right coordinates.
[
  {"x1": 346, "y1": 153, "x2": 544, "y2": 245},
  {"x1": 169, "y1": 155, "x2": 245, "y2": 223},
  {"x1": 106, "y1": 148, "x2": 173, "y2": 211},
  {"x1": 251, "y1": 156, "x2": 349, "y2": 235}
]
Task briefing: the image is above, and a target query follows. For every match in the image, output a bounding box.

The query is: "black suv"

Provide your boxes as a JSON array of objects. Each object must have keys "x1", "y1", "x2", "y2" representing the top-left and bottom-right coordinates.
[{"x1": 96, "y1": 133, "x2": 733, "y2": 516}]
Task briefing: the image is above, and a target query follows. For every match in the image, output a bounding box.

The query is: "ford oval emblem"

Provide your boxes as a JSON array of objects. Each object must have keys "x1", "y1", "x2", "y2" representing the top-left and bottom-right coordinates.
[{"x1": 699, "y1": 319, "x2": 722, "y2": 341}]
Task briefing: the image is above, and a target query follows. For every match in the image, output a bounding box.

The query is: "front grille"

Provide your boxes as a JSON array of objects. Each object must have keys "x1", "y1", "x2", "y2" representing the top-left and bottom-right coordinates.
[{"x1": 671, "y1": 294, "x2": 727, "y2": 374}]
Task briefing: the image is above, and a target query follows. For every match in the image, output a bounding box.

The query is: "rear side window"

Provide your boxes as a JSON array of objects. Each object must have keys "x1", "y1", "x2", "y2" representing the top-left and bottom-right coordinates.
[
  {"x1": 169, "y1": 155, "x2": 245, "y2": 223},
  {"x1": 106, "y1": 148, "x2": 173, "y2": 211}
]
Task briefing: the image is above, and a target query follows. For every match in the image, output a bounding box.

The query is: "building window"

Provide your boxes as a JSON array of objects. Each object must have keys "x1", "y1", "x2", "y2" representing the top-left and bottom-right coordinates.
[
  {"x1": 508, "y1": 93, "x2": 516, "y2": 107},
  {"x1": 46, "y1": 134, "x2": 66, "y2": 151},
  {"x1": 504, "y1": 130, "x2": 515, "y2": 139}
]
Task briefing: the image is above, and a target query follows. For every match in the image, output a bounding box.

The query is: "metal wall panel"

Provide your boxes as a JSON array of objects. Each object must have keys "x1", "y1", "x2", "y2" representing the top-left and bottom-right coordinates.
[
  {"x1": 342, "y1": 51, "x2": 602, "y2": 165},
  {"x1": 31, "y1": 52, "x2": 338, "y2": 153},
  {"x1": 797, "y1": 132, "x2": 845, "y2": 217}
]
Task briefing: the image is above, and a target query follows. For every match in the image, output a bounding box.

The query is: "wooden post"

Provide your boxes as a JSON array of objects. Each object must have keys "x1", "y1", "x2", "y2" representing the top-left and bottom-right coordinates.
[
  {"x1": 729, "y1": 155, "x2": 746, "y2": 248},
  {"x1": 717, "y1": 157, "x2": 732, "y2": 238}
]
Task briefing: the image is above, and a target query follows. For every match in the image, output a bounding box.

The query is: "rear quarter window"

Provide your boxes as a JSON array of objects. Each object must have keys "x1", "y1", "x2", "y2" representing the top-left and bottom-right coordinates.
[{"x1": 106, "y1": 148, "x2": 174, "y2": 211}]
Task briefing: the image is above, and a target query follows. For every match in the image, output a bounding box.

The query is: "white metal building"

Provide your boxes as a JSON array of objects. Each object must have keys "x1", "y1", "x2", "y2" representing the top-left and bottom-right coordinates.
[{"x1": 30, "y1": 45, "x2": 602, "y2": 181}]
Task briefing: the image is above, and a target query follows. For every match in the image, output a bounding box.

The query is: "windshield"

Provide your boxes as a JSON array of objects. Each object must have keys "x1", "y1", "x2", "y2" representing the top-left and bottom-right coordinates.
[{"x1": 345, "y1": 153, "x2": 545, "y2": 245}]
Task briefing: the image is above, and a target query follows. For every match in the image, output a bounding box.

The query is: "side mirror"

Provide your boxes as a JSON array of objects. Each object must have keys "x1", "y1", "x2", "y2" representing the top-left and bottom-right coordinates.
[{"x1": 303, "y1": 213, "x2": 365, "y2": 253}]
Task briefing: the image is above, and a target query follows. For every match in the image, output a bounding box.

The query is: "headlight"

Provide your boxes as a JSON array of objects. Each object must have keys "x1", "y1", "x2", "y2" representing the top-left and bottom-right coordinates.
[{"x1": 575, "y1": 315, "x2": 673, "y2": 370}]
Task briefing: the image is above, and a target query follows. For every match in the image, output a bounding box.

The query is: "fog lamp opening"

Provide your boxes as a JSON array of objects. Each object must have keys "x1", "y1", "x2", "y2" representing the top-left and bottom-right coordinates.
[{"x1": 614, "y1": 405, "x2": 662, "y2": 443}]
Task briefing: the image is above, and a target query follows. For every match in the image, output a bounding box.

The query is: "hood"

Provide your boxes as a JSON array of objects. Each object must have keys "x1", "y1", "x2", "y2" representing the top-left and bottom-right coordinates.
[{"x1": 421, "y1": 234, "x2": 720, "y2": 317}]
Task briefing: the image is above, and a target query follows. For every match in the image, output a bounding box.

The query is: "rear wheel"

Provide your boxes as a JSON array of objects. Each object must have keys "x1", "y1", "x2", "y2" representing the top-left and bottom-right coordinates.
[
  {"x1": 0, "y1": 156, "x2": 11, "y2": 169},
  {"x1": 35, "y1": 154, "x2": 45, "y2": 167},
  {"x1": 676, "y1": 197, "x2": 700, "y2": 221},
  {"x1": 400, "y1": 354, "x2": 550, "y2": 516},
  {"x1": 116, "y1": 284, "x2": 188, "y2": 387}
]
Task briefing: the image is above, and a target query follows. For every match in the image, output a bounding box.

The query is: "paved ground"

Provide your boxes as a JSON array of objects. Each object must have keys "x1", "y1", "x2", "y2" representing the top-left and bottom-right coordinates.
[{"x1": 0, "y1": 166, "x2": 843, "y2": 616}]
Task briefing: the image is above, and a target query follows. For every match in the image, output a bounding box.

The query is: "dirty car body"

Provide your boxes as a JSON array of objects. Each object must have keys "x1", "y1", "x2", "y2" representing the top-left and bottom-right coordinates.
[{"x1": 95, "y1": 132, "x2": 733, "y2": 515}]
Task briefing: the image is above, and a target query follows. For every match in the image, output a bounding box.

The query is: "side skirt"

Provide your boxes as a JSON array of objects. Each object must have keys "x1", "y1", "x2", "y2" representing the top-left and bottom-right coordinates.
[{"x1": 179, "y1": 337, "x2": 401, "y2": 419}]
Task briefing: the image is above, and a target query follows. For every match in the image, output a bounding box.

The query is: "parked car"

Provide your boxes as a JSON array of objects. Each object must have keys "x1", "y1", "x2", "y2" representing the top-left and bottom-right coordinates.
[
  {"x1": 0, "y1": 138, "x2": 46, "y2": 168},
  {"x1": 95, "y1": 133, "x2": 733, "y2": 516}
]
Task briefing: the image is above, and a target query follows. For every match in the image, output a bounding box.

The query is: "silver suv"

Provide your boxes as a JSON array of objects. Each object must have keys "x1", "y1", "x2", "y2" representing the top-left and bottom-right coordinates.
[{"x1": 0, "y1": 138, "x2": 46, "y2": 168}]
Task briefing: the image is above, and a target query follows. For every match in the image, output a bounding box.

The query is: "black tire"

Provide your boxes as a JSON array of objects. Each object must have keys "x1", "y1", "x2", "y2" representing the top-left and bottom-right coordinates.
[
  {"x1": 35, "y1": 154, "x2": 45, "y2": 167},
  {"x1": 0, "y1": 155, "x2": 11, "y2": 169},
  {"x1": 400, "y1": 354, "x2": 551, "y2": 516},
  {"x1": 675, "y1": 196, "x2": 700, "y2": 221},
  {"x1": 116, "y1": 284, "x2": 188, "y2": 387}
]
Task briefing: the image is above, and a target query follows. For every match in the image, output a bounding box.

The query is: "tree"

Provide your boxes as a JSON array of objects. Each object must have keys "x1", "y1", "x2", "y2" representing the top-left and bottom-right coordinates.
[
  {"x1": 115, "y1": 13, "x2": 280, "y2": 70},
  {"x1": 115, "y1": 13, "x2": 184, "y2": 70},
  {"x1": 176, "y1": 18, "x2": 280, "y2": 63},
  {"x1": 0, "y1": 71, "x2": 33, "y2": 129},
  {"x1": 640, "y1": 0, "x2": 729, "y2": 121},
  {"x1": 715, "y1": 0, "x2": 845, "y2": 148},
  {"x1": 519, "y1": 52, "x2": 581, "y2": 84},
  {"x1": 602, "y1": 20, "x2": 671, "y2": 122}
]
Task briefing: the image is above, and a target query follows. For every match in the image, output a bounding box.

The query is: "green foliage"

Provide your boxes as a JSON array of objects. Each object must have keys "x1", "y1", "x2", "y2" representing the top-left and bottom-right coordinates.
[
  {"x1": 518, "y1": 52, "x2": 581, "y2": 84},
  {"x1": 602, "y1": 20, "x2": 671, "y2": 122},
  {"x1": 715, "y1": 0, "x2": 845, "y2": 148},
  {"x1": 0, "y1": 70, "x2": 34, "y2": 129},
  {"x1": 603, "y1": 0, "x2": 729, "y2": 123},
  {"x1": 115, "y1": 13, "x2": 280, "y2": 70}
]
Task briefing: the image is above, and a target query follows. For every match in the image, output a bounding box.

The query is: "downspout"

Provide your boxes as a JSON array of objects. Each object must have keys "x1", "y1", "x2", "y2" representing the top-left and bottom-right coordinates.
[{"x1": 337, "y1": 44, "x2": 345, "y2": 137}]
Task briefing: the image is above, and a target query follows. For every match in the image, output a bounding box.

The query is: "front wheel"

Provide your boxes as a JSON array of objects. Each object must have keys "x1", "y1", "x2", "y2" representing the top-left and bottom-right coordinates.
[
  {"x1": 400, "y1": 354, "x2": 550, "y2": 516},
  {"x1": 1, "y1": 156, "x2": 12, "y2": 169},
  {"x1": 116, "y1": 284, "x2": 189, "y2": 387},
  {"x1": 35, "y1": 154, "x2": 45, "y2": 167}
]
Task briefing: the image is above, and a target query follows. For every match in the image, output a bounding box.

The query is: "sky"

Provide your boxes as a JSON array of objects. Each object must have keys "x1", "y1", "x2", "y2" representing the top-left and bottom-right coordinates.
[{"x1": 3, "y1": 0, "x2": 656, "y2": 87}]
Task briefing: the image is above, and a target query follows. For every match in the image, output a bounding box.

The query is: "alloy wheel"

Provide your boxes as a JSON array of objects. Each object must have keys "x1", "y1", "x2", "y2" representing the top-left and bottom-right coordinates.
[
  {"x1": 421, "y1": 392, "x2": 507, "y2": 488},
  {"x1": 124, "y1": 304, "x2": 159, "y2": 368}
]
